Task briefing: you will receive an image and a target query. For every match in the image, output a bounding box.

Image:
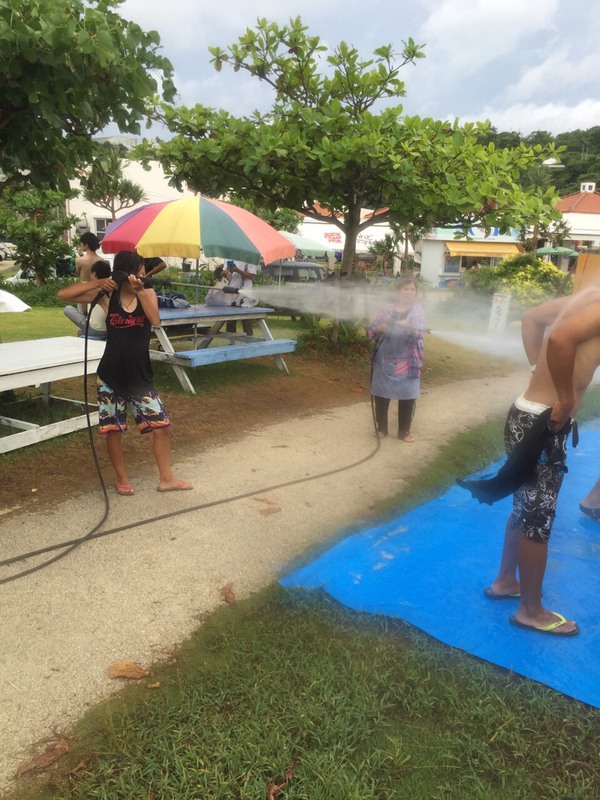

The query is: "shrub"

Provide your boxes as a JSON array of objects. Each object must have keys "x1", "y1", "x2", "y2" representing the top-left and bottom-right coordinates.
[
  {"x1": 463, "y1": 252, "x2": 572, "y2": 309},
  {"x1": 296, "y1": 316, "x2": 371, "y2": 358}
]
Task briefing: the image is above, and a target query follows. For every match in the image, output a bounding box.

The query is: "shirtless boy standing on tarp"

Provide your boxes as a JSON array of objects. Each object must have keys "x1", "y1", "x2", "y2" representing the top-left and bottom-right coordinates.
[{"x1": 460, "y1": 286, "x2": 600, "y2": 637}]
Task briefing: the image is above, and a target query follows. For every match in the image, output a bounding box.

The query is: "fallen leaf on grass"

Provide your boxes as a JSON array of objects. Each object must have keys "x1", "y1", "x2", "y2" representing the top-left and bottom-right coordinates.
[
  {"x1": 267, "y1": 760, "x2": 296, "y2": 799},
  {"x1": 67, "y1": 757, "x2": 90, "y2": 775},
  {"x1": 16, "y1": 739, "x2": 69, "y2": 777},
  {"x1": 107, "y1": 661, "x2": 151, "y2": 680},
  {"x1": 260, "y1": 506, "x2": 281, "y2": 517},
  {"x1": 220, "y1": 582, "x2": 236, "y2": 604},
  {"x1": 147, "y1": 682, "x2": 161, "y2": 689}
]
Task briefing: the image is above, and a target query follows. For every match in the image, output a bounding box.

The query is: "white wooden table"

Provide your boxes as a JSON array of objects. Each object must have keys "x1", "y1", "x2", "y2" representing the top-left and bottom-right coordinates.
[{"x1": 0, "y1": 337, "x2": 106, "y2": 453}]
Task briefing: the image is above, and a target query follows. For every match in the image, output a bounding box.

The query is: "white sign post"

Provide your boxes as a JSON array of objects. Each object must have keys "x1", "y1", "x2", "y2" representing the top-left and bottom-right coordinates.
[{"x1": 488, "y1": 292, "x2": 511, "y2": 336}]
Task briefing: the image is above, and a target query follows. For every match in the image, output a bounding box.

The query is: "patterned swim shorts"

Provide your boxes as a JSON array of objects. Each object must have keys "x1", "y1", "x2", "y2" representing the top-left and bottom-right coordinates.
[
  {"x1": 504, "y1": 404, "x2": 568, "y2": 543},
  {"x1": 97, "y1": 381, "x2": 170, "y2": 435}
]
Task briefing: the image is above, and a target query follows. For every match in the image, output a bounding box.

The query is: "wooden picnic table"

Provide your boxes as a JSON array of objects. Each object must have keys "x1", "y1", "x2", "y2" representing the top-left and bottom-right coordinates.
[{"x1": 150, "y1": 305, "x2": 296, "y2": 393}]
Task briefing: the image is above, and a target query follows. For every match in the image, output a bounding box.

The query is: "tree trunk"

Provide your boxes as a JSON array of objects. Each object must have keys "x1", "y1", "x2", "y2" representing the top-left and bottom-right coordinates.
[
  {"x1": 331, "y1": 206, "x2": 363, "y2": 344},
  {"x1": 532, "y1": 221, "x2": 539, "y2": 256},
  {"x1": 340, "y1": 206, "x2": 362, "y2": 280}
]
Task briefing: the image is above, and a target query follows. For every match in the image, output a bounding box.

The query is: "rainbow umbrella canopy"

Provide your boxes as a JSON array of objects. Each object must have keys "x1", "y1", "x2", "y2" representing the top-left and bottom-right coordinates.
[{"x1": 101, "y1": 195, "x2": 295, "y2": 265}]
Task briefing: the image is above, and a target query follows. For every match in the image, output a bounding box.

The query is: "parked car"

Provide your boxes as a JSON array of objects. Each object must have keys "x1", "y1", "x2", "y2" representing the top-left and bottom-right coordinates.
[
  {"x1": 5, "y1": 267, "x2": 38, "y2": 284},
  {"x1": 261, "y1": 260, "x2": 330, "y2": 320},
  {"x1": 5, "y1": 264, "x2": 63, "y2": 283},
  {"x1": 263, "y1": 260, "x2": 328, "y2": 284},
  {"x1": 0, "y1": 242, "x2": 17, "y2": 260}
]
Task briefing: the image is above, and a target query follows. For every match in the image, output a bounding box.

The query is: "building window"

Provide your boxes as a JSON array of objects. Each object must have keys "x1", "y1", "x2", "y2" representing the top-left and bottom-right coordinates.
[
  {"x1": 94, "y1": 218, "x2": 112, "y2": 242},
  {"x1": 443, "y1": 255, "x2": 461, "y2": 274}
]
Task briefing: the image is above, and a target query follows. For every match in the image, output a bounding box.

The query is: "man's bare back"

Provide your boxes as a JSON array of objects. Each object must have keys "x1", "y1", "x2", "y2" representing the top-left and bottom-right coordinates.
[
  {"x1": 75, "y1": 251, "x2": 103, "y2": 283},
  {"x1": 525, "y1": 286, "x2": 600, "y2": 418}
]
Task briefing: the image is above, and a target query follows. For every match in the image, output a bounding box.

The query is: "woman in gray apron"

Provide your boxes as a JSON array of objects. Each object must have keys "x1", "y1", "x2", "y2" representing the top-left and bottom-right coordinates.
[{"x1": 368, "y1": 276, "x2": 426, "y2": 441}]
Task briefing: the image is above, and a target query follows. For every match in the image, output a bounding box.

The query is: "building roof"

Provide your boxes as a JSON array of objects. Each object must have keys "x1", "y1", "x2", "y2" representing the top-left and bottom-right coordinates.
[{"x1": 556, "y1": 192, "x2": 600, "y2": 214}]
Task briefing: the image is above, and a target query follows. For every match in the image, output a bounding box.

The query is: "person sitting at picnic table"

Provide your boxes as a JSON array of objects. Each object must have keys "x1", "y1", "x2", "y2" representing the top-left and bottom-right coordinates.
[
  {"x1": 205, "y1": 266, "x2": 235, "y2": 307},
  {"x1": 224, "y1": 259, "x2": 259, "y2": 335},
  {"x1": 142, "y1": 256, "x2": 167, "y2": 278},
  {"x1": 63, "y1": 260, "x2": 111, "y2": 339}
]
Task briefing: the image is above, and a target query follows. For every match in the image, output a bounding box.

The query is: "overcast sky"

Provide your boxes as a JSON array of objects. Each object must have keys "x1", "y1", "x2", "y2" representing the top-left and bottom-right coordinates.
[{"x1": 117, "y1": 0, "x2": 600, "y2": 137}]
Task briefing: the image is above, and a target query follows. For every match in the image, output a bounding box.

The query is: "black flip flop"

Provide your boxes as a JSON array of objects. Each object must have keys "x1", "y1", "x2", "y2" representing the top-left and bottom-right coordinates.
[
  {"x1": 483, "y1": 587, "x2": 520, "y2": 600},
  {"x1": 579, "y1": 504, "x2": 600, "y2": 522}
]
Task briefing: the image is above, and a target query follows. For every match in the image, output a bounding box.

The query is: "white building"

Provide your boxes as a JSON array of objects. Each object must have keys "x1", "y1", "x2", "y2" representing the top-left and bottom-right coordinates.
[
  {"x1": 556, "y1": 183, "x2": 600, "y2": 250},
  {"x1": 416, "y1": 227, "x2": 523, "y2": 286},
  {"x1": 67, "y1": 136, "x2": 192, "y2": 246}
]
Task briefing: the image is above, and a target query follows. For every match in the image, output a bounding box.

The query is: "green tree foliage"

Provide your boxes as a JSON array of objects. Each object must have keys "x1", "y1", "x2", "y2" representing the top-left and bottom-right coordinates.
[
  {"x1": 80, "y1": 144, "x2": 148, "y2": 220},
  {"x1": 482, "y1": 126, "x2": 600, "y2": 197},
  {"x1": 232, "y1": 199, "x2": 302, "y2": 233},
  {"x1": 517, "y1": 164, "x2": 559, "y2": 253},
  {"x1": 0, "y1": 0, "x2": 175, "y2": 190},
  {"x1": 135, "y1": 17, "x2": 559, "y2": 278},
  {"x1": 0, "y1": 188, "x2": 78, "y2": 282},
  {"x1": 463, "y1": 252, "x2": 571, "y2": 309},
  {"x1": 553, "y1": 127, "x2": 600, "y2": 195}
]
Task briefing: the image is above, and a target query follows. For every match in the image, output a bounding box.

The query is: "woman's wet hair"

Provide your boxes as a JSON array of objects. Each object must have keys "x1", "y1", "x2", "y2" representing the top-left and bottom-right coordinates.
[
  {"x1": 114, "y1": 250, "x2": 143, "y2": 276},
  {"x1": 396, "y1": 275, "x2": 418, "y2": 291}
]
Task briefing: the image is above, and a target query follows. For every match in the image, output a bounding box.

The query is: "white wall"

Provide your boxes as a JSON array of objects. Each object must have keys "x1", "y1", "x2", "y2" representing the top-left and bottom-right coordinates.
[
  {"x1": 298, "y1": 219, "x2": 413, "y2": 259},
  {"x1": 67, "y1": 160, "x2": 192, "y2": 245},
  {"x1": 561, "y1": 212, "x2": 600, "y2": 247},
  {"x1": 419, "y1": 240, "x2": 447, "y2": 284}
]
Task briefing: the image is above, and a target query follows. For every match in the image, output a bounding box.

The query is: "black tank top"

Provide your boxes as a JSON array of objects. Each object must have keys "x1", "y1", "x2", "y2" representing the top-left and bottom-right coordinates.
[{"x1": 97, "y1": 290, "x2": 154, "y2": 400}]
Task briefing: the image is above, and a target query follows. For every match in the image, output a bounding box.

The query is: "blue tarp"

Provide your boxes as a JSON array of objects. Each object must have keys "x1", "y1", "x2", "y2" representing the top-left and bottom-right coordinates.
[{"x1": 281, "y1": 424, "x2": 600, "y2": 707}]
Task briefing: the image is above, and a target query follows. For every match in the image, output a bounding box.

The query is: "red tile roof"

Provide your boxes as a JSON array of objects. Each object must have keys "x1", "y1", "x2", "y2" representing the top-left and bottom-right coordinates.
[{"x1": 556, "y1": 192, "x2": 600, "y2": 214}]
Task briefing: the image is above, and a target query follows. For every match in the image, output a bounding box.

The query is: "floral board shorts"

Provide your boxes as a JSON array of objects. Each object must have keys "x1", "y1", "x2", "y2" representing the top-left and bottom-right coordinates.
[
  {"x1": 504, "y1": 403, "x2": 569, "y2": 544},
  {"x1": 97, "y1": 381, "x2": 170, "y2": 435}
]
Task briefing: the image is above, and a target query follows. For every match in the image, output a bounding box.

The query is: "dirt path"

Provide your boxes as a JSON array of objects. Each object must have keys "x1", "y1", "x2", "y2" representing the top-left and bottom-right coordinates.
[{"x1": 0, "y1": 370, "x2": 525, "y2": 792}]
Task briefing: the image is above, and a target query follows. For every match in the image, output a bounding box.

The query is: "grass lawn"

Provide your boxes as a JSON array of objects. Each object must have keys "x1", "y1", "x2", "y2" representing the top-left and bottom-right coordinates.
[
  {"x1": 9, "y1": 394, "x2": 600, "y2": 800},
  {"x1": 0, "y1": 308, "x2": 73, "y2": 342}
]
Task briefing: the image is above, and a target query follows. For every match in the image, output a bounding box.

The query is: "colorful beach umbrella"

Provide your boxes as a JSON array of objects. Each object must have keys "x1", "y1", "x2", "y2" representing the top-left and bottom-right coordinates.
[{"x1": 101, "y1": 195, "x2": 295, "y2": 265}]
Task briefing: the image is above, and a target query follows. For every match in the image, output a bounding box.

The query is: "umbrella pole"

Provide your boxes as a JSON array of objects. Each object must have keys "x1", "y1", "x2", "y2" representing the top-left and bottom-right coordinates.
[{"x1": 194, "y1": 259, "x2": 200, "y2": 346}]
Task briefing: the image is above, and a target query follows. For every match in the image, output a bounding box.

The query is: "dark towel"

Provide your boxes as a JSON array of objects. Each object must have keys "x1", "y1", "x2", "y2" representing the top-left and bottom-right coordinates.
[{"x1": 457, "y1": 409, "x2": 574, "y2": 506}]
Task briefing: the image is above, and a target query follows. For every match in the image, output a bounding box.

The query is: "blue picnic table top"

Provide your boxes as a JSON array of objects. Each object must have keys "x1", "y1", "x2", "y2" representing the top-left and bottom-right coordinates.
[{"x1": 158, "y1": 304, "x2": 273, "y2": 322}]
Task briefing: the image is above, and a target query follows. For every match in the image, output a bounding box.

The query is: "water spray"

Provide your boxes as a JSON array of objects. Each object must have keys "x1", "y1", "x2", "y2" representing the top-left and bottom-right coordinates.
[{"x1": 109, "y1": 271, "x2": 240, "y2": 294}]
